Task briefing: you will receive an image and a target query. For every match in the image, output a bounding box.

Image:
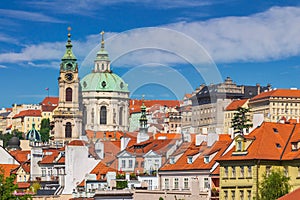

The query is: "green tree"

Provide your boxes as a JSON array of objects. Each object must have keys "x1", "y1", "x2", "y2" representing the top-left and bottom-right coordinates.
[
  {"x1": 0, "y1": 167, "x2": 32, "y2": 199},
  {"x1": 40, "y1": 118, "x2": 50, "y2": 142},
  {"x1": 231, "y1": 107, "x2": 252, "y2": 134},
  {"x1": 259, "y1": 169, "x2": 291, "y2": 200}
]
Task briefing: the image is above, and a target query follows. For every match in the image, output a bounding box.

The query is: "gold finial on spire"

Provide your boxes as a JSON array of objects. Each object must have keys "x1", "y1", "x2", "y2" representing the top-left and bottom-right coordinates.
[
  {"x1": 67, "y1": 26, "x2": 72, "y2": 39},
  {"x1": 100, "y1": 30, "x2": 105, "y2": 49}
]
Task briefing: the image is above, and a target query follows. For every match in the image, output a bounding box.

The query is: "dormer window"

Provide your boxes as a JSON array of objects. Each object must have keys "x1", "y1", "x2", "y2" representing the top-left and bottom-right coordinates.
[
  {"x1": 237, "y1": 141, "x2": 242, "y2": 151},
  {"x1": 273, "y1": 128, "x2": 278, "y2": 133},
  {"x1": 292, "y1": 142, "x2": 299, "y2": 151},
  {"x1": 204, "y1": 156, "x2": 209, "y2": 164},
  {"x1": 170, "y1": 157, "x2": 175, "y2": 164},
  {"x1": 187, "y1": 156, "x2": 193, "y2": 164}
]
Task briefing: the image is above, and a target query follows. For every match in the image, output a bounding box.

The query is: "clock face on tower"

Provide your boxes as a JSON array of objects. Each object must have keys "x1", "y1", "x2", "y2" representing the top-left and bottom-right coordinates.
[{"x1": 65, "y1": 73, "x2": 74, "y2": 81}]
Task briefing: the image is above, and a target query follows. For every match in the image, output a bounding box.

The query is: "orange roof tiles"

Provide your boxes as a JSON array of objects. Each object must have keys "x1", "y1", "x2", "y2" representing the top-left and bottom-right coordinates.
[
  {"x1": 39, "y1": 150, "x2": 60, "y2": 164},
  {"x1": 41, "y1": 97, "x2": 59, "y2": 106},
  {"x1": 13, "y1": 110, "x2": 41, "y2": 119},
  {"x1": 85, "y1": 130, "x2": 124, "y2": 140},
  {"x1": 278, "y1": 187, "x2": 300, "y2": 200},
  {"x1": 10, "y1": 150, "x2": 30, "y2": 163},
  {"x1": 160, "y1": 139, "x2": 231, "y2": 172},
  {"x1": 129, "y1": 99, "x2": 180, "y2": 114},
  {"x1": 218, "y1": 122, "x2": 300, "y2": 162},
  {"x1": 225, "y1": 99, "x2": 248, "y2": 111},
  {"x1": 68, "y1": 140, "x2": 88, "y2": 146},
  {"x1": 17, "y1": 182, "x2": 31, "y2": 189},
  {"x1": 184, "y1": 94, "x2": 192, "y2": 99},
  {"x1": 250, "y1": 89, "x2": 300, "y2": 101},
  {"x1": 0, "y1": 164, "x2": 19, "y2": 178}
]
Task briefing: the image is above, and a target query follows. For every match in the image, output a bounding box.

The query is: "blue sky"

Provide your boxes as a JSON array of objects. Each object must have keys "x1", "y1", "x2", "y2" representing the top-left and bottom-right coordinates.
[{"x1": 1, "y1": 0, "x2": 300, "y2": 108}]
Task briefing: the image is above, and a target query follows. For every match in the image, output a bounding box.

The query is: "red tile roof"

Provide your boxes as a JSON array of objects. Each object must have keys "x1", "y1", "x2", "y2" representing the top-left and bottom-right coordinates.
[
  {"x1": 0, "y1": 164, "x2": 19, "y2": 178},
  {"x1": 278, "y1": 187, "x2": 300, "y2": 200},
  {"x1": 17, "y1": 182, "x2": 31, "y2": 189},
  {"x1": 184, "y1": 94, "x2": 192, "y2": 99},
  {"x1": 41, "y1": 97, "x2": 59, "y2": 106},
  {"x1": 67, "y1": 140, "x2": 88, "y2": 146},
  {"x1": 39, "y1": 150, "x2": 60, "y2": 164},
  {"x1": 160, "y1": 138, "x2": 231, "y2": 171},
  {"x1": 218, "y1": 122, "x2": 300, "y2": 162},
  {"x1": 85, "y1": 130, "x2": 124, "y2": 140},
  {"x1": 129, "y1": 99, "x2": 180, "y2": 114},
  {"x1": 225, "y1": 99, "x2": 248, "y2": 111},
  {"x1": 250, "y1": 89, "x2": 300, "y2": 101},
  {"x1": 10, "y1": 150, "x2": 30, "y2": 163},
  {"x1": 13, "y1": 110, "x2": 41, "y2": 119}
]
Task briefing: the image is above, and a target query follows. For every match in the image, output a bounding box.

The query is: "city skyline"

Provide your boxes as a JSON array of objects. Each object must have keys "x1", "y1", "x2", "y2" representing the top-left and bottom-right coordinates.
[{"x1": 1, "y1": 0, "x2": 300, "y2": 108}]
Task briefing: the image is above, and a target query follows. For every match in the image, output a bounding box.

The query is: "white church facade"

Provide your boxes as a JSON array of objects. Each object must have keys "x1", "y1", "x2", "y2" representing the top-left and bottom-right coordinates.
[{"x1": 53, "y1": 30, "x2": 129, "y2": 140}]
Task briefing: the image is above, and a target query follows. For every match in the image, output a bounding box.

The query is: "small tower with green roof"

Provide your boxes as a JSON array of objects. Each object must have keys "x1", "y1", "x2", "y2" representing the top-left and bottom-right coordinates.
[
  {"x1": 53, "y1": 27, "x2": 82, "y2": 141},
  {"x1": 137, "y1": 95, "x2": 149, "y2": 143}
]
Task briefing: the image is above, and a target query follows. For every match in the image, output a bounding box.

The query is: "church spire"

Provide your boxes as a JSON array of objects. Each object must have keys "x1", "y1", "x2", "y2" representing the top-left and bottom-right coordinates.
[
  {"x1": 139, "y1": 95, "x2": 148, "y2": 129},
  {"x1": 94, "y1": 30, "x2": 111, "y2": 72},
  {"x1": 62, "y1": 27, "x2": 77, "y2": 61}
]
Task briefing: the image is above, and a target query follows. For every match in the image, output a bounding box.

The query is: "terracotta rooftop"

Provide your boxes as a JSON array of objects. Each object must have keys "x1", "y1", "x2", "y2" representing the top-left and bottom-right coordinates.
[
  {"x1": 218, "y1": 122, "x2": 300, "y2": 162},
  {"x1": 277, "y1": 187, "x2": 300, "y2": 200},
  {"x1": 225, "y1": 99, "x2": 248, "y2": 111},
  {"x1": 0, "y1": 164, "x2": 19, "y2": 178},
  {"x1": 85, "y1": 130, "x2": 124, "y2": 140},
  {"x1": 41, "y1": 97, "x2": 59, "y2": 106},
  {"x1": 68, "y1": 140, "x2": 88, "y2": 146},
  {"x1": 10, "y1": 150, "x2": 30, "y2": 163},
  {"x1": 250, "y1": 89, "x2": 300, "y2": 101},
  {"x1": 129, "y1": 99, "x2": 180, "y2": 114},
  {"x1": 13, "y1": 110, "x2": 41, "y2": 119},
  {"x1": 160, "y1": 137, "x2": 231, "y2": 172}
]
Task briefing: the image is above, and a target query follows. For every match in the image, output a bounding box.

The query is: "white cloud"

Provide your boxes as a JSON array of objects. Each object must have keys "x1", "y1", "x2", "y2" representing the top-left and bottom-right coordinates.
[
  {"x1": 0, "y1": 9, "x2": 65, "y2": 23},
  {"x1": 26, "y1": 0, "x2": 214, "y2": 15},
  {"x1": 2, "y1": 6, "x2": 300, "y2": 68},
  {"x1": 0, "y1": 64, "x2": 7, "y2": 69}
]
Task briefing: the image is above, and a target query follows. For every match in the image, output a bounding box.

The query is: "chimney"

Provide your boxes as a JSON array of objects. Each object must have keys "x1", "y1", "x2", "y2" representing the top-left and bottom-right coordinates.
[{"x1": 256, "y1": 83, "x2": 261, "y2": 94}]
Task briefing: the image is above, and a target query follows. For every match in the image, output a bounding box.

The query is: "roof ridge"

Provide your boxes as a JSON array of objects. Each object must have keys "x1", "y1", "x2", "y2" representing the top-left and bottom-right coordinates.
[{"x1": 280, "y1": 123, "x2": 297, "y2": 160}]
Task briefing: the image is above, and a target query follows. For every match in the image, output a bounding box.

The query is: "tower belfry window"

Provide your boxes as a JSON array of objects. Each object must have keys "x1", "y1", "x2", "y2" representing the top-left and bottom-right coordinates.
[
  {"x1": 65, "y1": 122, "x2": 72, "y2": 138},
  {"x1": 66, "y1": 87, "x2": 72, "y2": 102}
]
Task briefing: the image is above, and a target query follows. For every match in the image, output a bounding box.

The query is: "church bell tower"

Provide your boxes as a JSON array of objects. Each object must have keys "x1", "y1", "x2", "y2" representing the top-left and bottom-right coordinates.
[{"x1": 53, "y1": 27, "x2": 82, "y2": 141}]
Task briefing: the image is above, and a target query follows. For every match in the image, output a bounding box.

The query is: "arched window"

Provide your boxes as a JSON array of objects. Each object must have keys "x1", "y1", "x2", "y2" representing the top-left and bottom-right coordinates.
[
  {"x1": 65, "y1": 122, "x2": 72, "y2": 138},
  {"x1": 91, "y1": 108, "x2": 95, "y2": 123},
  {"x1": 119, "y1": 107, "x2": 123, "y2": 126},
  {"x1": 66, "y1": 87, "x2": 72, "y2": 102},
  {"x1": 100, "y1": 106, "x2": 107, "y2": 124}
]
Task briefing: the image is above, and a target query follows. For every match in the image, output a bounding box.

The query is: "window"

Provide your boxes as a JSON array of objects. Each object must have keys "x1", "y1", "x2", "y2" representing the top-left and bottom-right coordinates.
[
  {"x1": 121, "y1": 160, "x2": 126, "y2": 169},
  {"x1": 247, "y1": 166, "x2": 252, "y2": 177},
  {"x1": 187, "y1": 157, "x2": 192, "y2": 164},
  {"x1": 119, "y1": 107, "x2": 123, "y2": 126},
  {"x1": 247, "y1": 190, "x2": 251, "y2": 200},
  {"x1": 224, "y1": 166, "x2": 228, "y2": 178},
  {"x1": 66, "y1": 87, "x2": 72, "y2": 102},
  {"x1": 174, "y1": 178, "x2": 179, "y2": 189},
  {"x1": 204, "y1": 156, "x2": 209, "y2": 163},
  {"x1": 65, "y1": 122, "x2": 72, "y2": 138},
  {"x1": 232, "y1": 167, "x2": 236, "y2": 178},
  {"x1": 184, "y1": 178, "x2": 189, "y2": 189},
  {"x1": 128, "y1": 160, "x2": 133, "y2": 168},
  {"x1": 165, "y1": 178, "x2": 169, "y2": 190},
  {"x1": 237, "y1": 141, "x2": 242, "y2": 151},
  {"x1": 240, "y1": 190, "x2": 244, "y2": 200},
  {"x1": 231, "y1": 190, "x2": 235, "y2": 200},
  {"x1": 298, "y1": 166, "x2": 300, "y2": 177},
  {"x1": 240, "y1": 166, "x2": 244, "y2": 178},
  {"x1": 266, "y1": 166, "x2": 271, "y2": 176},
  {"x1": 91, "y1": 108, "x2": 94, "y2": 123},
  {"x1": 204, "y1": 177, "x2": 209, "y2": 189},
  {"x1": 284, "y1": 166, "x2": 288, "y2": 177},
  {"x1": 100, "y1": 106, "x2": 107, "y2": 124},
  {"x1": 222, "y1": 191, "x2": 228, "y2": 200},
  {"x1": 42, "y1": 168, "x2": 46, "y2": 177}
]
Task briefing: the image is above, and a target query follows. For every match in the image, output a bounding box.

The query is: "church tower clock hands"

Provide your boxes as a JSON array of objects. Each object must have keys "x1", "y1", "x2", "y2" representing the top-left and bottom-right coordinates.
[{"x1": 53, "y1": 27, "x2": 82, "y2": 142}]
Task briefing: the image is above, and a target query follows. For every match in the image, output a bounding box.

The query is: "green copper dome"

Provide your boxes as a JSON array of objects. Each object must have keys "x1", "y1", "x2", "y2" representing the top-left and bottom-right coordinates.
[{"x1": 80, "y1": 72, "x2": 129, "y2": 93}]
